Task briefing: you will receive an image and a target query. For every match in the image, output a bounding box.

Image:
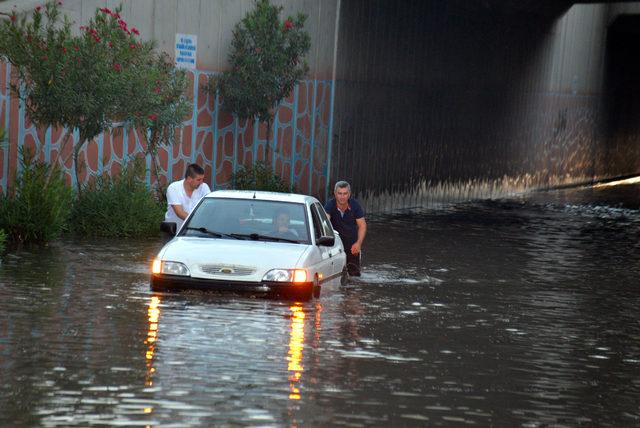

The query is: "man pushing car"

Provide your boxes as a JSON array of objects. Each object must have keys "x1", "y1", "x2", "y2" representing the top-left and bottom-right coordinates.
[
  {"x1": 165, "y1": 163, "x2": 211, "y2": 232},
  {"x1": 324, "y1": 180, "x2": 367, "y2": 276}
]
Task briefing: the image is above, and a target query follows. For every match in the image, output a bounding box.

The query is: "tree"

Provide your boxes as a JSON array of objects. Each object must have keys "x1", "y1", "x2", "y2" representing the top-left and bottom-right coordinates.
[
  {"x1": 127, "y1": 53, "x2": 191, "y2": 201},
  {"x1": 0, "y1": 2, "x2": 188, "y2": 190},
  {"x1": 211, "y1": 0, "x2": 311, "y2": 160}
]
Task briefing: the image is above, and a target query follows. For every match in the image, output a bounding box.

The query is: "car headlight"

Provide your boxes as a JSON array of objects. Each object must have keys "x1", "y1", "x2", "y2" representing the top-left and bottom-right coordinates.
[
  {"x1": 152, "y1": 260, "x2": 190, "y2": 276},
  {"x1": 262, "y1": 269, "x2": 307, "y2": 283}
]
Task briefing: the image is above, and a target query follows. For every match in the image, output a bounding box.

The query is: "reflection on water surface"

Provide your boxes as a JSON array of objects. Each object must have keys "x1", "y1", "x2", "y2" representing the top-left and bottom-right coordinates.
[{"x1": 0, "y1": 183, "x2": 639, "y2": 426}]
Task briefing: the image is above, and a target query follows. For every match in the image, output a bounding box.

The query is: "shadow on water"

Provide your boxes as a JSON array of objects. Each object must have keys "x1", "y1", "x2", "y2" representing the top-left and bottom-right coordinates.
[{"x1": 1, "y1": 183, "x2": 640, "y2": 426}]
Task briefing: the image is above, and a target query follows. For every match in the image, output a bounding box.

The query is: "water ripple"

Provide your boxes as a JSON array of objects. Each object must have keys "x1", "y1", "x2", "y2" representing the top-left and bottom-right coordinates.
[{"x1": 1, "y1": 185, "x2": 639, "y2": 426}]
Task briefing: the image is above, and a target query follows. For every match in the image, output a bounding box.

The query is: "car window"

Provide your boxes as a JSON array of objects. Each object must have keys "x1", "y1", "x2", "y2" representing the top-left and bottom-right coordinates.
[
  {"x1": 309, "y1": 204, "x2": 323, "y2": 239},
  {"x1": 182, "y1": 198, "x2": 311, "y2": 244},
  {"x1": 310, "y1": 203, "x2": 334, "y2": 239}
]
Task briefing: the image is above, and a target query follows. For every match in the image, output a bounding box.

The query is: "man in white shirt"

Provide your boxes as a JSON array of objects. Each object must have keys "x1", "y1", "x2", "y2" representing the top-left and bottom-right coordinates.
[{"x1": 165, "y1": 163, "x2": 211, "y2": 232}]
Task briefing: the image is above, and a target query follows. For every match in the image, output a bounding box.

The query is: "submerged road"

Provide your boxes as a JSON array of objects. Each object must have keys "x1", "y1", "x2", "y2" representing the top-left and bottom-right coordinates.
[{"x1": 0, "y1": 182, "x2": 639, "y2": 426}]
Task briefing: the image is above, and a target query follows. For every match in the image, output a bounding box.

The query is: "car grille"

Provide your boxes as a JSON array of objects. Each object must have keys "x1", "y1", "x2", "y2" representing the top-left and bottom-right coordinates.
[{"x1": 199, "y1": 264, "x2": 256, "y2": 276}]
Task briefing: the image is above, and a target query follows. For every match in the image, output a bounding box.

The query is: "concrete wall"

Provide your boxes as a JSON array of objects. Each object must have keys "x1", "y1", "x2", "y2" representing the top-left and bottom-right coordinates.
[{"x1": 52, "y1": 0, "x2": 339, "y2": 78}]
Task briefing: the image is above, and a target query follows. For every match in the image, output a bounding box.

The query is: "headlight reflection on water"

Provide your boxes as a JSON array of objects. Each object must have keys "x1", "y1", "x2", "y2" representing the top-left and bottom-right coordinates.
[
  {"x1": 145, "y1": 296, "x2": 161, "y2": 388},
  {"x1": 143, "y1": 297, "x2": 310, "y2": 406},
  {"x1": 288, "y1": 304, "x2": 305, "y2": 400}
]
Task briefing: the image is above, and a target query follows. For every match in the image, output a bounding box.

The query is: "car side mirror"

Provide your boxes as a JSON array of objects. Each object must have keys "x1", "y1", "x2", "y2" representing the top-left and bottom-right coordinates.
[
  {"x1": 317, "y1": 236, "x2": 335, "y2": 246},
  {"x1": 160, "y1": 221, "x2": 177, "y2": 235}
]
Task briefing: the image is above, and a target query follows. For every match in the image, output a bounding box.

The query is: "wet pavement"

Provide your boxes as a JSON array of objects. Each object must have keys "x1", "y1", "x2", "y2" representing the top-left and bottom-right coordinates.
[{"x1": 1, "y1": 182, "x2": 639, "y2": 427}]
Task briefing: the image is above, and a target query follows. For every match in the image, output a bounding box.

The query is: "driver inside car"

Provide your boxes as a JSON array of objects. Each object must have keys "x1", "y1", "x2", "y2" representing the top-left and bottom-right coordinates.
[{"x1": 272, "y1": 208, "x2": 299, "y2": 241}]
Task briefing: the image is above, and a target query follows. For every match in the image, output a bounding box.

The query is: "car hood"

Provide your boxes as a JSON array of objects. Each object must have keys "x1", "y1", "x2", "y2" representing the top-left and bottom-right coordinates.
[{"x1": 159, "y1": 237, "x2": 310, "y2": 281}]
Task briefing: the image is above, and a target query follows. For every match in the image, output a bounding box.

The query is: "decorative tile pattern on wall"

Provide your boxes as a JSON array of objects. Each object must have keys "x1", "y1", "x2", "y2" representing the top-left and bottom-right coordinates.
[{"x1": 0, "y1": 64, "x2": 334, "y2": 201}]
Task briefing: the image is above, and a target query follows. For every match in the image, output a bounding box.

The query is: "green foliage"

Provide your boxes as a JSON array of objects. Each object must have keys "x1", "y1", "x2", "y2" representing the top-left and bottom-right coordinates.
[
  {"x1": 0, "y1": 229, "x2": 6, "y2": 254},
  {"x1": 212, "y1": 0, "x2": 311, "y2": 124},
  {"x1": 0, "y1": 2, "x2": 186, "y2": 186},
  {"x1": 0, "y1": 3, "x2": 152, "y2": 140},
  {"x1": 70, "y1": 158, "x2": 165, "y2": 237},
  {"x1": 0, "y1": 148, "x2": 72, "y2": 244},
  {"x1": 127, "y1": 53, "x2": 192, "y2": 201},
  {"x1": 129, "y1": 53, "x2": 191, "y2": 154},
  {"x1": 232, "y1": 161, "x2": 290, "y2": 193}
]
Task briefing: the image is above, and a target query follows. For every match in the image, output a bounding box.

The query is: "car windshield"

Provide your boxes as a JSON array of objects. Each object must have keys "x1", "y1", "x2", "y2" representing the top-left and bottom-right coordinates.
[{"x1": 181, "y1": 197, "x2": 310, "y2": 244}]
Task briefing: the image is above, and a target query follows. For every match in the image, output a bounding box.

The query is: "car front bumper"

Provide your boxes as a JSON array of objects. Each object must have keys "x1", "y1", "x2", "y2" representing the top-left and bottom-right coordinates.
[{"x1": 150, "y1": 274, "x2": 315, "y2": 300}]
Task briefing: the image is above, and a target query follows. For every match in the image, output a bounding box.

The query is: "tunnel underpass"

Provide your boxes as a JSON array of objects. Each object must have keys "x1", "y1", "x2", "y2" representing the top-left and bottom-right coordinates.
[
  {"x1": 331, "y1": 0, "x2": 640, "y2": 212},
  {"x1": 605, "y1": 14, "x2": 640, "y2": 141}
]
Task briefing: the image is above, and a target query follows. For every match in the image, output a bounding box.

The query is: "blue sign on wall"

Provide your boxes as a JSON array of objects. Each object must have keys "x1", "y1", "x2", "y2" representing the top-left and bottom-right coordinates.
[{"x1": 175, "y1": 33, "x2": 197, "y2": 69}]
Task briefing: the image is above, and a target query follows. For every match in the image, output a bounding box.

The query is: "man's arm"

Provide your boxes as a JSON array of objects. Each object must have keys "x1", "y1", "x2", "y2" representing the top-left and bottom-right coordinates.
[
  {"x1": 171, "y1": 204, "x2": 189, "y2": 220},
  {"x1": 351, "y1": 217, "x2": 367, "y2": 255}
]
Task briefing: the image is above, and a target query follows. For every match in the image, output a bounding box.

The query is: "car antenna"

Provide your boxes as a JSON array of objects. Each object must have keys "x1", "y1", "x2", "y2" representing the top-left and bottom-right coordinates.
[{"x1": 253, "y1": 190, "x2": 256, "y2": 199}]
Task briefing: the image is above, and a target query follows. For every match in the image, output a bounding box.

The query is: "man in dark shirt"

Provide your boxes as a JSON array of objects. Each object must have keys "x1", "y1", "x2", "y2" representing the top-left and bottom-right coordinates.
[{"x1": 324, "y1": 181, "x2": 367, "y2": 276}]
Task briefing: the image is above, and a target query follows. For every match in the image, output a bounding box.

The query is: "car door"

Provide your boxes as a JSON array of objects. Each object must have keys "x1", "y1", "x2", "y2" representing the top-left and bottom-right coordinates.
[
  {"x1": 311, "y1": 202, "x2": 344, "y2": 280},
  {"x1": 309, "y1": 203, "x2": 336, "y2": 281}
]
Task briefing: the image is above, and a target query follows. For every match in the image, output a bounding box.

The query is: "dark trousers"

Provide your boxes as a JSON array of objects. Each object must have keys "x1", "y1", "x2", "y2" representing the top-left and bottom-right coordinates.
[{"x1": 345, "y1": 247, "x2": 361, "y2": 276}]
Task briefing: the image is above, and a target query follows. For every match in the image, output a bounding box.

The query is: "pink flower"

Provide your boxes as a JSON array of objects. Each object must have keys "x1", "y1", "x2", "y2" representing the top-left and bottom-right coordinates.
[
  {"x1": 154, "y1": 87, "x2": 161, "y2": 94},
  {"x1": 35, "y1": 5, "x2": 42, "y2": 12},
  {"x1": 130, "y1": 43, "x2": 136, "y2": 49},
  {"x1": 99, "y1": 7, "x2": 112, "y2": 14},
  {"x1": 283, "y1": 20, "x2": 293, "y2": 30},
  {"x1": 108, "y1": 42, "x2": 113, "y2": 48},
  {"x1": 10, "y1": 14, "x2": 16, "y2": 23},
  {"x1": 131, "y1": 27, "x2": 139, "y2": 36},
  {"x1": 62, "y1": 47, "x2": 67, "y2": 54},
  {"x1": 148, "y1": 114, "x2": 158, "y2": 121},
  {"x1": 113, "y1": 63, "x2": 122, "y2": 72}
]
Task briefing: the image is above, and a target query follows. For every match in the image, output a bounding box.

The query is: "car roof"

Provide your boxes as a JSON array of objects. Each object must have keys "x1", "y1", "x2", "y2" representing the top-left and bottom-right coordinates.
[{"x1": 204, "y1": 190, "x2": 318, "y2": 205}]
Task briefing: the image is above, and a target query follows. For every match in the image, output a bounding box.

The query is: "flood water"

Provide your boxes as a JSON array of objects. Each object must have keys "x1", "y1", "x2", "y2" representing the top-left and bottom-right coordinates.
[{"x1": 1, "y1": 182, "x2": 639, "y2": 427}]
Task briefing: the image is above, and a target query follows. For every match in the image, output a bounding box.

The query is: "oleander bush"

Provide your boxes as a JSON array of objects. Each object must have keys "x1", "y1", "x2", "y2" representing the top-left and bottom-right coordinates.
[
  {"x1": 0, "y1": 1, "x2": 189, "y2": 189},
  {"x1": 0, "y1": 149, "x2": 72, "y2": 244},
  {"x1": 232, "y1": 161, "x2": 290, "y2": 193},
  {"x1": 211, "y1": 0, "x2": 310, "y2": 160},
  {"x1": 70, "y1": 158, "x2": 165, "y2": 237}
]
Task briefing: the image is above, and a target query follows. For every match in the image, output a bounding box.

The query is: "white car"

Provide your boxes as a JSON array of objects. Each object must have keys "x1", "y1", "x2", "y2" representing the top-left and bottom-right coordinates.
[{"x1": 151, "y1": 190, "x2": 347, "y2": 300}]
